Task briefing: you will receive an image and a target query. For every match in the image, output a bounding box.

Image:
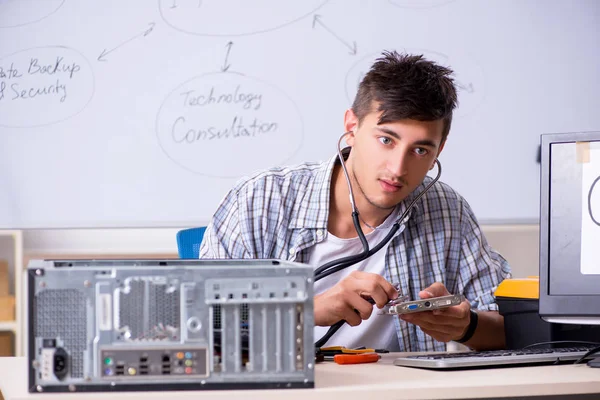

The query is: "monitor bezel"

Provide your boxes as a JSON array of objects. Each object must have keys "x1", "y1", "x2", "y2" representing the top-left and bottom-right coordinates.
[{"x1": 539, "y1": 131, "x2": 600, "y2": 322}]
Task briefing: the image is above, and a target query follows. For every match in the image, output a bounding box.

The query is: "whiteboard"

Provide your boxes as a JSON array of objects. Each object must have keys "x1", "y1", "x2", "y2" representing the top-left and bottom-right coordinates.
[{"x1": 1, "y1": 0, "x2": 599, "y2": 228}]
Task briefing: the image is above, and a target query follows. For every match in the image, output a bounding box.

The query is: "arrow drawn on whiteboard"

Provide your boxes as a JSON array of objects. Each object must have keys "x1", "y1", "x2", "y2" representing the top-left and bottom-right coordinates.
[
  {"x1": 312, "y1": 15, "x2": 357, "y2": 55},
  {"x1": 97, "y1": 22, "x2": 156, "y2": 62},
  {"x1": 221, "y1": 41, "x2": 233, "y2": 72},
  {"x1": 456, "y1": 81, "x2": 475, "y2": 93}
]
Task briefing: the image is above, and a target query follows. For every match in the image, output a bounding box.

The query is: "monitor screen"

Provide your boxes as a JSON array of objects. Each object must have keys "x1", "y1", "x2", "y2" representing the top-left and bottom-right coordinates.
[{"x1": 539, "y1": 131, "x2": 600, "y2": 324}]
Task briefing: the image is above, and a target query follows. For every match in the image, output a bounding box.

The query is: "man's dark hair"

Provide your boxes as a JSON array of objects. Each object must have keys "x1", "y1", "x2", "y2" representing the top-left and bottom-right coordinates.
[{"x1": 352, "y1": 51, "x2": 458, "y2": 142}]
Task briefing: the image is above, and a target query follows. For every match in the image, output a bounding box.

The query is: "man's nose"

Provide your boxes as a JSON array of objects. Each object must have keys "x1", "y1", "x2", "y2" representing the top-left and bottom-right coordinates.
[{"x1": 388, "y1": 151, "x2": 409, "y2": 178}]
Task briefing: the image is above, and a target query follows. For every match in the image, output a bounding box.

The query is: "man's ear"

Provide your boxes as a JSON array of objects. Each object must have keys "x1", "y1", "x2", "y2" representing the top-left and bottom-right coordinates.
[
  {"x1": 343, "y1": 109, "x2": 359, "y2": 145},
  {"x1": 432, "y1": 138, "x2": 446, "y2": 168},
  {"x1": 438, "y1": 138, "x2": 446, "y2": 154},
  {"x1": 429, "y1": 139, "x2": 446, "y2": 170}
]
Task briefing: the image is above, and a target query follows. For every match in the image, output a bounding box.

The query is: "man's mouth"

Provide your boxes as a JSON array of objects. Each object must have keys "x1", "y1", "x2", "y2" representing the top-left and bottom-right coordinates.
[{"x1": 379, "y1": 179, "x2": 404, "y2": 193}]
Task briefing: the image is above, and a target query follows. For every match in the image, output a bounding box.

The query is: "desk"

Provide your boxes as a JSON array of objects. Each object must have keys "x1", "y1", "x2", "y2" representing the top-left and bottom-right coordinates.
[{"x1": 1, "y1": 355, "x2": 599, "y2": 399}]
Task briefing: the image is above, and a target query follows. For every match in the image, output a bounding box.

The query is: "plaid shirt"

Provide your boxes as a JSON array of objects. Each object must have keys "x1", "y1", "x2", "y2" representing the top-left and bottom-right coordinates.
[{"x1": 199, "y1": 152, "x2": 512, "y2": 352}]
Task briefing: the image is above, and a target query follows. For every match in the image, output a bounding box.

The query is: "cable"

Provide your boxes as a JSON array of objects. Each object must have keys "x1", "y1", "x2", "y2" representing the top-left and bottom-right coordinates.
[
  {"x1": 314, "y1": 212, "x2": 369, "y2": 279},
  {"x1": 574, "y1": 345, "x2": 600, "y2": 364},
  {"x1": 522, "y1": 340, "x2": 600, "y2": 350},
  {"x1": 315, "y1": 320, "x2": 345, "y2": 349},
  {"x1": 315, "y1": 223, "x2": 401, "y2": 281},
  {"x1": 315, "y1": 297, "x2": 378, "y2": 349}
]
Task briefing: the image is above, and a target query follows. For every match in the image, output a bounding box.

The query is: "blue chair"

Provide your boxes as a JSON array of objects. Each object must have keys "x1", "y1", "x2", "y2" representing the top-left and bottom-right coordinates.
[{"x1": 176, "y1": 226, "x2": 207, "y2": 259}]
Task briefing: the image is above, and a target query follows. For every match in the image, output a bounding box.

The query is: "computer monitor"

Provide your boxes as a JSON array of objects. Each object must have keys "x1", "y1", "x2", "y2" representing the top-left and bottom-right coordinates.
[{"x1": 539, "y1": 131, "x2": 600, "y2": 325}]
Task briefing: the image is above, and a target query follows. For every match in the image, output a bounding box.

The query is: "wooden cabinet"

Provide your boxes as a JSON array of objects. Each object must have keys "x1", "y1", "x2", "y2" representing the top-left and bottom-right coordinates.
[{"x1": 0, "y1": 230, "x2": 23, "y2": 357}]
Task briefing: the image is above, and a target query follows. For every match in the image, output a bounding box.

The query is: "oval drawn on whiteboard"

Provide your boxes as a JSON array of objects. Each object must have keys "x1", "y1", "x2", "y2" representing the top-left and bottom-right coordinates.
[
  {"x1": 159, "y1": 0, "x2": 328, "y2": 36},
  {"x1": 156, "y1": 72, "x2": 304, "y2": 178},
  {"x1": 589, "y1": 176, "x2": 600, "y2": 227},
  {"x1": 345, "y1": 49, "x2": 485, "y2": 118},
  {"x1": 0, "y1": 46, "x2": 95, "y2": 128},
  {"x1": 0, "y1": 0, "x2": 65, "y2": 28}
]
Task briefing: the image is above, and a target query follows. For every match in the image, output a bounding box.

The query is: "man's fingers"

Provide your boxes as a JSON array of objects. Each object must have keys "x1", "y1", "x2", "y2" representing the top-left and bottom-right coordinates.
[
  {"x1": 380, "y1": 278, "x2": 399, "y2": 300},
  {"x1": 366, "y1": 289, "x2": 390, "y2": 309},
  {"x1": 323, "y1": 271, "x2": 400, "y2": 326},
  {"x1": 344, "y1": 311, "x2": 362, "y2": 327},
  {"x1": 418, "y1": 290, "x2": 435, "y2": 299},
  {"x1": 400, "y1": 312, "x2": 463, "y2": 330},
  {"x1": 419, "y1": 282, "x2": 450, "y2": 298},
  {"x1": 401, "y1": 313, "x2": 465, "y2": 341},
  {"x1": 420, "y1": 327, "x2": 454, "y2": 343},
  {"x1": 404, "y1": 316, "x2": 462, "y2": 333},
  {"x1": 348, "y1": 271, "x2": 398, "y2": 306},
  {"x1": 349, "y1": 271, "x2": 398, "y2": 301},
  {"x1": 432, "y1": 302, "x2": 471, "y2": 319},
  {"x1": 347, "y1": 292, "x2": 374, "y2": 320}
]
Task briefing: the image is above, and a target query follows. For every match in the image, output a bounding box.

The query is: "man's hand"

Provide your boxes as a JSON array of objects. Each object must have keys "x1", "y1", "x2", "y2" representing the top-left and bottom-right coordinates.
[
  {"x1": 399, "y1": 282, "x2": 471, "y2": 343},
  {"x1": 314, "y1": 271, "x2": 398, "y2": 326}
]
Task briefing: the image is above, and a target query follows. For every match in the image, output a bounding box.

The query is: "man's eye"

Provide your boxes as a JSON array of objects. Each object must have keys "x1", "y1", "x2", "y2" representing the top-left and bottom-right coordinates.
[
  {"x1": 414, "y1": 147, "x2": 428, "y2": 156},
  {"x1": 379, "y1": 137, "x2": 392, "y2": 145}
]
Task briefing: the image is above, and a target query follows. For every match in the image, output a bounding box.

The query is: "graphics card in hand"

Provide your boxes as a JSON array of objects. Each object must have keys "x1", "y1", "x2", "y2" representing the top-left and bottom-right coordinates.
[{"x1": 378, "y1": 294, "x2": 464, "y2": 315}]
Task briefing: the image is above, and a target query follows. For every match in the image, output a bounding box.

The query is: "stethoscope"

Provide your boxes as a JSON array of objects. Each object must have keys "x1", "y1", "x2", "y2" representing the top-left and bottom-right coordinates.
[{"x1": 314, "y1": 131, "x2": 443, "y2": 348}]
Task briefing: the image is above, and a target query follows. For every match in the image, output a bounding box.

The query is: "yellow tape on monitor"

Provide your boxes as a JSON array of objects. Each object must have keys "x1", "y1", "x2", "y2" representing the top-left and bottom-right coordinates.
[{"x1": 576, "y1": 141, "x2": 590, "y2": 163}]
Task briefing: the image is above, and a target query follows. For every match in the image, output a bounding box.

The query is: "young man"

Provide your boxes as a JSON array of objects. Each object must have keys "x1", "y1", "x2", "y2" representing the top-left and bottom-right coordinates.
[{"x1": 199, "y1": 51, "x2": 511, "y2": 352}]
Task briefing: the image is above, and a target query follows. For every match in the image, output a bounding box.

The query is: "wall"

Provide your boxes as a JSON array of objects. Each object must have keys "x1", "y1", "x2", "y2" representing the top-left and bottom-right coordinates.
[
  {"x1": 21, "y1": 224, "x2": 540, "y2": 279},
  {"x1": 1, "y1": 0, "x2": 599, "y2": 229}
]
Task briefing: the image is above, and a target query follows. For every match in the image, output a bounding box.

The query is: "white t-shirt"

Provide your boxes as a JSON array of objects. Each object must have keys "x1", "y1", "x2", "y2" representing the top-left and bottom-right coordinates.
[{"x1": 309, "y1": 208, "x2": 402, "y2": 351}]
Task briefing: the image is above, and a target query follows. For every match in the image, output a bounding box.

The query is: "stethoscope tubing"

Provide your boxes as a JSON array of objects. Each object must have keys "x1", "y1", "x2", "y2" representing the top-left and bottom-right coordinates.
[
  {"x1": 314, "y1": 132, "x2": 442, "y2": 282},
  {"x1": 314, "y1": 132, "x2": 442, "y2": 348}
]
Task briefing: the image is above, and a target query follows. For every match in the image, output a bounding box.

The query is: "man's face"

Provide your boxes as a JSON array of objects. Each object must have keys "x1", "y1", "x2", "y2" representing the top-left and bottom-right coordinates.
[{"x1": 344, "y1": 108, "x2": 445, "y2": 212}]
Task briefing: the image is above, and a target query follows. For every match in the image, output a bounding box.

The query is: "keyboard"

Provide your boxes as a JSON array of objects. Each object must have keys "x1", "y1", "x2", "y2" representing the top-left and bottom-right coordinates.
[{"x1": 393, "y1": 346, "x2": 596, "y2": 370}]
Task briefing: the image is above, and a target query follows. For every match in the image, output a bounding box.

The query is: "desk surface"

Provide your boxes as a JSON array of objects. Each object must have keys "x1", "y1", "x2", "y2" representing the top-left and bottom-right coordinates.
[{"x1": 1, "y1": 355, "x2": 599, "y2": 400}]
